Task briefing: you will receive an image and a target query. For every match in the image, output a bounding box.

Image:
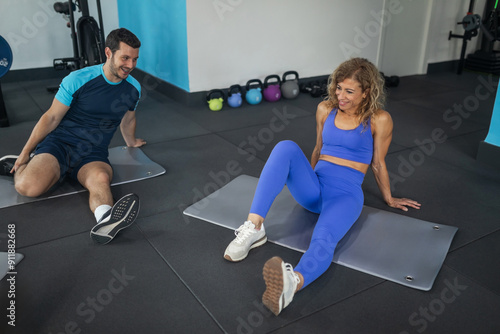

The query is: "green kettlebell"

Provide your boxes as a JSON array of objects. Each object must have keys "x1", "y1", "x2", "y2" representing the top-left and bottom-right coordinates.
[{"x1": 206, "y1": 89, "x2": 225, "y2": 111}]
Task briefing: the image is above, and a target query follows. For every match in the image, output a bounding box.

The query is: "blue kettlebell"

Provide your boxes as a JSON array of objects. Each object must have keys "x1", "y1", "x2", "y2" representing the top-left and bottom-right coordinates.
[
  {"x1": 245, "y1": 79, "x2": 263, "y2": 105},
  {"x1": 281, "y1": 71, "x2": 300, "y2": 99},
  {"x1": 227, "y1": 84, "x2": 243, "y2": 108},
  {"x1": 206, "y1": 89, "x2": 225, "y2": 111},
  {"x1": 263, "y1": 75, "x2": 281, "y2": 102}
]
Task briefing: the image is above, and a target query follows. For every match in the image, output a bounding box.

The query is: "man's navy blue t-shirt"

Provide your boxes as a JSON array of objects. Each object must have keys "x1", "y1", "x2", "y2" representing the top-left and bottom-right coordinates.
[{"x1": 51, "y1": 64, "x2": 141, "y2": 150}]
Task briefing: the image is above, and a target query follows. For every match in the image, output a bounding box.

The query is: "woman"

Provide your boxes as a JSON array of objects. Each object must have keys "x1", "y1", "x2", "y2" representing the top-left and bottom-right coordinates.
[{"x1": 224, "y1": 58, "x2": 421, "y2": 316}]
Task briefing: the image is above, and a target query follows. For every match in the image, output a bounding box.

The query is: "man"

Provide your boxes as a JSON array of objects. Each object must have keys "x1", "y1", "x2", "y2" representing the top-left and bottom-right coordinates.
[{"x1": 0, "y1": 28, "x2": 144, "y2": 245}]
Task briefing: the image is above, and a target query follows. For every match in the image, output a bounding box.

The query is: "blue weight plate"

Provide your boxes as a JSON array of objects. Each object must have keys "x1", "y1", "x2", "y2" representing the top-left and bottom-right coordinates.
[{"x1": 0, "y1": 35, "x2": 13, "y2": 78}]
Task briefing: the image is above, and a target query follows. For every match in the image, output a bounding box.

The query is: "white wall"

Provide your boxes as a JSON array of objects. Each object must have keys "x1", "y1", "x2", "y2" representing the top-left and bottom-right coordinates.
[
  {"x1": 379, "y1": 0, "x2": 487, "y2": 76},
  {"x1": 425, "y1": 0, "x2": 487, "y2": 67},
  {"x1": 379, "y1": 0, "x2": 434, "y2": 75},
  {"x1": 186, "y1": 0, "x2": 385, "y2": 92},
  {"x1": 1, "y1": 0, "x2": 490, "y2": 88},
  {"x1": 1, "y1": 0, "x2": 119, "y2": 70}
]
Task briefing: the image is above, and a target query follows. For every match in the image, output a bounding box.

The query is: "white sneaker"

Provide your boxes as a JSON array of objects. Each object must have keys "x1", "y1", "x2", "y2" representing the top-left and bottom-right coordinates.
[
  {"x1": 224, "y1": 221, "x2": 267, "y2": 262},
  {"x1": 262, "y1": 256, "x2": 300, "y2": 316}
]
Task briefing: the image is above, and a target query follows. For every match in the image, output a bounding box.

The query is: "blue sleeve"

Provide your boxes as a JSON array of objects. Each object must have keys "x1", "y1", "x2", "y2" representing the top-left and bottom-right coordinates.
[
  {"x1": 126, "y1": 75, "x2": 142, "y2": 111},
  {"x1": 55, "y1": 66, "x2": 101, "y2": 106},
  {"x1": 55, "y1": 72, "x2": 78, "y2": 106}
]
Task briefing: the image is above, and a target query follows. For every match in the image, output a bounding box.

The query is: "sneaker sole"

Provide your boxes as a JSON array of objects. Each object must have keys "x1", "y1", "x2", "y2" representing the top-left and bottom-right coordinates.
[
  {"x1": 90, "y1": 194, "x2": 140, "y2": 245},
  {"x1": 0, "y1": 155, "x2": 19, "y2": 161},
  {"x1": 223, "y1": 236, "x2": 268, "y2": 262},
  {"x1": 262, "y1": 256, "x2": 285, "y2": 316}
]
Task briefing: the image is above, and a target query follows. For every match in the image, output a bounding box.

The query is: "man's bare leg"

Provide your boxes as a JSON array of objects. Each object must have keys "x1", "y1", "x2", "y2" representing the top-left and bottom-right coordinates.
[
  {"x1": 77, "y1": 161, "x2": 114, "y2": 213},
  {"x1": 78, "y1": 161, "x2": 140, "y2": 245},
  {"x1": 14, "y1": 153, "x2": 60, "y2": 197}
]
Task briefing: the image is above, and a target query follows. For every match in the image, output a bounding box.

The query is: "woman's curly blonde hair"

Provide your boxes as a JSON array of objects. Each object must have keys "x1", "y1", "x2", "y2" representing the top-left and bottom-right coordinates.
[{"x1": 324, "y1": 57, "x2": 386, "y2": 128}]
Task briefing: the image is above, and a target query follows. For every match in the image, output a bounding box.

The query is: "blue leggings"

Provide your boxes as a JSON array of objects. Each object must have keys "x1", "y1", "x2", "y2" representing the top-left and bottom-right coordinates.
[{"x1": 250, "y1": 140, "x2": 365, "y2": 288}]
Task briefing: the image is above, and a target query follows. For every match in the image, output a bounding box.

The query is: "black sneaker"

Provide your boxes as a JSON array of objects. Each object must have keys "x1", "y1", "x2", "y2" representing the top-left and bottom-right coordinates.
[
  {"x1": 90, "y1": 193, "x2": 140, "y2": 245},
  {"x1": 0, "y1": 155, "x2": 18, "y2": 176}
]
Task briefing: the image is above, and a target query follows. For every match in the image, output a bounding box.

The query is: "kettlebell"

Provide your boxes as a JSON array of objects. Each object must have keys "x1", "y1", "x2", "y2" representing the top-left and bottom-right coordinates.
[
  {"x1": 245, "y1": 79, "x2": 263, "y2": 105},
  {"x1": 281, "y1": 71, "x2": 300, "y2": 99},
  {"x1": 206, "y1": 89, "x2": 225, "y2": 111},
  {"x1": 263, "y1": 75, "x2": 281, "y2": 102},
  {"x1": 227, "y1": 84, "x2": 243, "y2": 108}
]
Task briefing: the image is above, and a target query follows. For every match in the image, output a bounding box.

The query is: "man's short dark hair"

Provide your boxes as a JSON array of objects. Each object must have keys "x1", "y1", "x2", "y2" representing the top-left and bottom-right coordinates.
[{"x1": 105, "y1": 28, "x2": 141, "y2": 53}]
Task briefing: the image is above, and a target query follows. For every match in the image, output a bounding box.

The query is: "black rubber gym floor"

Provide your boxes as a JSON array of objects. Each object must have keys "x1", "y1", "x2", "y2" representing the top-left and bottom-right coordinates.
[{"x1": 0, "y1": 69, "x2": 499, "y2": 333}]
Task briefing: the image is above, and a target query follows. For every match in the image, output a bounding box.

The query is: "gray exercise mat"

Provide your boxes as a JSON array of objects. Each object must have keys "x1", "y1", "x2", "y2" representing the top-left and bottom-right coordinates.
[
  {"x1": 183, "y1": 175, "x2": 458, "y2": 291},
  {"x1": 0, "y1": 146, "x2": 165, "y2": 209},
  {"x1": 0, "y1": 252, "x2": 24, "y2": 281}
]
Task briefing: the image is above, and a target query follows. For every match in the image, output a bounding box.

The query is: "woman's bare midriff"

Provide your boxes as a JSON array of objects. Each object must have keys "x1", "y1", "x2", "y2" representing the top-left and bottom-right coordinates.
[{"x1": 319, "y1": 154, "x2": 369, "y2": 174}]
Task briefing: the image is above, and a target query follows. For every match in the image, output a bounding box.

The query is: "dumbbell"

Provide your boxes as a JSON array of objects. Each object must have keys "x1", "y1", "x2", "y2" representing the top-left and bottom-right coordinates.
[
  {"x1": 380, "y1": 72, "x2": 400, "y2": 88},
  {"x1": 300, "y1": 80, "x2": 326, "y2": 98}
]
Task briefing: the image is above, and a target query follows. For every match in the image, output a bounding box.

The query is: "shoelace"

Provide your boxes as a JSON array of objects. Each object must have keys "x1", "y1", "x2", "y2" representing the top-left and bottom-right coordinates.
[
  {"x1": 234, "y1": 221, "x2": 255, "y2": 244},
  {"x1": 284, "y1": 262, "x2": 301, "y2": 284}
]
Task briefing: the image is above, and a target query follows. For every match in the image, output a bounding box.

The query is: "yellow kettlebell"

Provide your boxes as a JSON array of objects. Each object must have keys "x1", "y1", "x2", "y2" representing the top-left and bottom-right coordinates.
[{"x1": 206, "y1": 89, "x2": 225, "y2": 111}]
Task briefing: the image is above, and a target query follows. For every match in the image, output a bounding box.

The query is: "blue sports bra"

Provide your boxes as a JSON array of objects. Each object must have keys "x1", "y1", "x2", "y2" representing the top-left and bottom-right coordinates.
[{"x1": 320, "y1": 109, "x2": 373, "y2": 164}]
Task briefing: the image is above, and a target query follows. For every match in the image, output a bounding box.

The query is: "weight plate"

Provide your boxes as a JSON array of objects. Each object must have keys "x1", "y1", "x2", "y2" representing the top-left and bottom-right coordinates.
[{"x1": 0, "y1": 35, "x2": 13, "y2": 78}]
